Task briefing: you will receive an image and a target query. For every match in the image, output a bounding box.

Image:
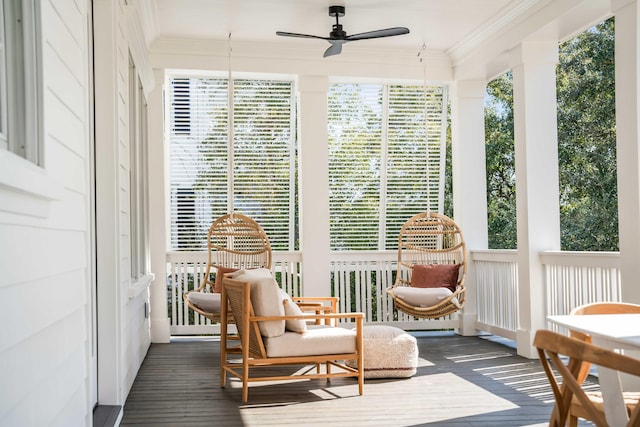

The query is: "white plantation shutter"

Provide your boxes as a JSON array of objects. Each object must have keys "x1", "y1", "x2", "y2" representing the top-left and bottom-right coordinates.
[
  {"x1": 232, "y1": 80, "x2": 295, "y2": 249},
  {"x1": 328, "y1": 84, "x2": 382, "y2": 250},
  {"x1": 328, "y1": 83, "x2": 447, "y2": 250},
  {"x1": 168, "y1": 76, "x2": 296, "y2": 250},
  {"x1": 384, "y1": 84, "x2": 447, "y2": 249}
]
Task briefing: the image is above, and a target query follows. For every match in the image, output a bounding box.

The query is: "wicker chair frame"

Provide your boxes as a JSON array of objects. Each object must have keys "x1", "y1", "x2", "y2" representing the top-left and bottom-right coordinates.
[
  {"x1": 183, "y1": 213, "x2": 272, "y2": 323},
  {"x1": 386, "y1": 212, "x2": 466, "y2": 319}
]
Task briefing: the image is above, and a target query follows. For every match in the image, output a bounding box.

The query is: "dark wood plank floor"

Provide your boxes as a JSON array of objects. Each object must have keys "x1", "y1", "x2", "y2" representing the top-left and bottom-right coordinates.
[{"x1": 121, "y1": 332, "x2": 596, "y2": 426}]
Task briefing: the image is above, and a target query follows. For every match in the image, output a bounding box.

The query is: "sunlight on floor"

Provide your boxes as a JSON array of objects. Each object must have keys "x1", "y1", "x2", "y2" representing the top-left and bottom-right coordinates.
[{"x1": 239, "y1": 372, "x2": 520, "y2": 426}]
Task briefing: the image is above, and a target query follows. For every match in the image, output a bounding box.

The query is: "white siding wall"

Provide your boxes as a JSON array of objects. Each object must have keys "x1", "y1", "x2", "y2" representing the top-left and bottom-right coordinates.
[
  {"x1": 0, "y1": 0, "x2": 154, "y2": 424},
  {"x1": 0, "y1": 0, "x2": 93, "y2": 425}
]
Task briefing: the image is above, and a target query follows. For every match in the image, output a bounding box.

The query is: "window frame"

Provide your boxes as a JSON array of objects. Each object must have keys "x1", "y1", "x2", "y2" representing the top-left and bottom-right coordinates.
[
  {"x1": 129, "y1": 56, "x2": 150, "y2": 280},
  {"x1": 1, "y1": 0, "x2": 42, "y2": 164},
  {"x1": 0, "y1": 0, "x2": 57, "y2": 219},
  {"x1": 327, "y1": 81, "x2": 448, "y2": 251},
  {"x1": 167, "y1": 73, "x2": 298, "y2": 251}
]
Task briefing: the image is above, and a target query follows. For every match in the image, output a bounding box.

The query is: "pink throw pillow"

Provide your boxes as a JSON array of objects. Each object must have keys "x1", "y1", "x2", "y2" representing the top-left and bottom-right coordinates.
[{"x1": 213, "y1": 266, "x2": 239, "y2": 293}]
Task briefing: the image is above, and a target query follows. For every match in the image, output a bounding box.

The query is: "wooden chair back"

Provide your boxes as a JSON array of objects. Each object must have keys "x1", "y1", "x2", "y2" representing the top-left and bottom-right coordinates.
[
  {"x1": 569, "y1": 302, "x2": 640, "y2": 383},
  {"x1": 221, "y1": 278, "x2": 267, "y2": 359},
  {"x1": 534, "y1": 329, "x2": 640, "y2": 427}
]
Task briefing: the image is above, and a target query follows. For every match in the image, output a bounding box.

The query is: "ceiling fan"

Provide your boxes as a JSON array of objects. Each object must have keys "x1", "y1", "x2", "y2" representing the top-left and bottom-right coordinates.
[{"x1": 276, "y1": 5, "x2": 410, "y2": 58}]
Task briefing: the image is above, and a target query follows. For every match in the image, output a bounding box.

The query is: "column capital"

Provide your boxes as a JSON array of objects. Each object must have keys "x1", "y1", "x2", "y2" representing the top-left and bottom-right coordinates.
[
  {"x1": 611, "y1": 0, "x2": 637, "y2": 12},
  {"x1": 452, "y1": 80, "x2": 486, "y2": 99},
  {"x1": 509, "y1": 41, "x2": 559, "y2": 67},
  {"x1": 297, "y1": 75, "x2": 329, "y2": 93}
]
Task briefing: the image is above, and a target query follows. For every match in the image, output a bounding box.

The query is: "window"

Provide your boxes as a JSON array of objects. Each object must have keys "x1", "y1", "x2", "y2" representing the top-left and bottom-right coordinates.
[
  {"x1": 167, "y1": 75, "x2": 296, "y2": 251},
  {"x1": 129, "y1": 57, "x2": 150, "y2": 279},
  {"x1": 1, "y1": 0, "x2": 41, "y2": 164},
  {"x1": 328, "y1": 83, "x2": 448, "y2": 250},
  {"x1": 171, "y1": 78, "x2": 191, "y2": 135}
]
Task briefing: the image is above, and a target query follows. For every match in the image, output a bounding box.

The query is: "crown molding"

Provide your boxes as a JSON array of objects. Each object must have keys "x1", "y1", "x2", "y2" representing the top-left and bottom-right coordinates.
[
  {"x1": 150, "y1": 37, "x2": 453, "y2": 81},
  {"x1": 447, "y1": 0, "x2": 548, "y2": 64}
]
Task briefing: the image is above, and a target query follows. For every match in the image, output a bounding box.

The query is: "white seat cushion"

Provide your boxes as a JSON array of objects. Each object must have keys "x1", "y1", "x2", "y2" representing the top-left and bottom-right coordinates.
[
  {"x1": 263, "y1": 325, "x2": 356, "y2": 357},
  {"x1": 187, "y1": 292, "x2": 221, "y2": 313},
  {"x1": 393, "y1": 286, "x2": 460, "y2": 308},
  {"x1": 230, "y1": 268, "x2": 285, "y2": 337}
]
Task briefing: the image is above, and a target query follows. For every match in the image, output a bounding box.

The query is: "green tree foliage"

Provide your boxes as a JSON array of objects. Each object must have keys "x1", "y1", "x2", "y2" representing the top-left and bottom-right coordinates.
[
  {"x1": 557, "y1": 18, "x2": 618, "y2": 251},
  {"x1": 485, "y1": 72, "x2": 517, "y2": 249},
  {"x1": 484, "y1": 18, "x2": 617, "y2": 251}
]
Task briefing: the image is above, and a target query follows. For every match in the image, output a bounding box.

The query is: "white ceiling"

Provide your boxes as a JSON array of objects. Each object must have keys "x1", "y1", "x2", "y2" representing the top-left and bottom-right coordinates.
[
  {"x1": 152, "y1": 0, "x2": 512, "y2": 55},
  {"x1": 145, "y1": 0, "x2": 611, "y2": 79}
]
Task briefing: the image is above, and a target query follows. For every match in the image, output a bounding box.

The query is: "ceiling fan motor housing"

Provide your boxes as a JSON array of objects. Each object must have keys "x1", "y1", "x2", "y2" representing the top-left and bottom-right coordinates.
[
  {"x1": 275, "y1": 4, "x2": 409, "y2": 57},
  {"x1": 329, "y1": 6, "x2": 345, "y2": 18},
  {"x1": 329, "y1": 6, "x2": 347, "y2": 38}
]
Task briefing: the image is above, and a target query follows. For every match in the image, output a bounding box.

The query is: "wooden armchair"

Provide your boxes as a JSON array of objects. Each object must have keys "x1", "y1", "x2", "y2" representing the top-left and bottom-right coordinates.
[
  {"x1": 534, "y1": 329, "x2": 640, "y2": 427},
  {"x1": 220, "y1": 270, "x2": 364, "y2": 403}
]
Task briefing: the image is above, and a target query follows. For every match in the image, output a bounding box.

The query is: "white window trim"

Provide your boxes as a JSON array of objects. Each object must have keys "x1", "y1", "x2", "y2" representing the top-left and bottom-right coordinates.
[
  {"x1": 0, "y1": 149, "x2": 63, "y2": 218},
  {"x1": 128, "y1": 273, "x2": 155, "y2": 299},
  {"x1": 3, "y1": 0, "x2": 43, "y2": 164},
  {"x1": 0, "y1": 0, "x2": 57, "y2": 218}
]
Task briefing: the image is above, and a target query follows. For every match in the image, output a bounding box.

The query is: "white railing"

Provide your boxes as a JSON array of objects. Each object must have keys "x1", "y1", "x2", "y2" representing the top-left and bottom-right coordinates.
[
  {"x1": 166, "y1": 251, "x2": 303, "y2": 335},
  {"x1": 167, "y1": 249, "x2": 622, "y2": 338},
  {"x1": 329, "y1": 251, "x2": 460, "y2": 330},
  {"x1": 167, "y1": 250, "x2": 462, "y2": 335},
  {"x1": 541, "y1": 251, "x2": 621, "y2": 316},
  {"x1": 470, "y1": 249, "x2": 621, "y2": 339},
  {"x1": 471, "y1": 250, "x2": 519, "y2": 340}
]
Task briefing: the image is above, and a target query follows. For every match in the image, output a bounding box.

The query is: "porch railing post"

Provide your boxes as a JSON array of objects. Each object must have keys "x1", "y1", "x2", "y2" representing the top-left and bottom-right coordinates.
[
  {"x1": 613, "y1": 0, "x2": 640, "y2": 304},
  {"x1": 450, "y1": 80, "x2": 489, "y2": 336},
  {"x1": 297, "y1": 75, "x2": 331, "y2": 297},
  {"x1": 510, "y1": 41, "x2": 561, "y2": 358}
]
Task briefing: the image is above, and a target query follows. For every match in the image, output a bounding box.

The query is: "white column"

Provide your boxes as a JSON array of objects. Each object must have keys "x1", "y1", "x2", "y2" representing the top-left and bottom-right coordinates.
[
  {"x1": 450, "y1": 80, "x2": 488, "y2": 336},
  {"x1": 297, "y1": 76, "x2": 330, "y2": 297},
  {"x1": 511, "y1": 41, "x2": 561, "y2": 358},
  {"x1": 93, "y1": 0, "x2": 122, "y2": 404},
  {"x1": 613, "y1": 0, "x2": 640, "y2": 304},
  {"x1": 148, "y1": 69, "x2": 171, "y2": 342}
]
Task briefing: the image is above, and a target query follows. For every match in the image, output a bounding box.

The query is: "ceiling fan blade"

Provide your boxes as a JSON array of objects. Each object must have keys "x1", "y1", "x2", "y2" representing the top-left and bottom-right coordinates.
[
  {"x1": 323, "y1": 41, "x2": 344, "y2": 57},
  {"x1": 346, "y1": 27, "x2": 410, "y2": 41},
  {"x1": 276, "y1": 31, "x2": 328, "y2": 40}
]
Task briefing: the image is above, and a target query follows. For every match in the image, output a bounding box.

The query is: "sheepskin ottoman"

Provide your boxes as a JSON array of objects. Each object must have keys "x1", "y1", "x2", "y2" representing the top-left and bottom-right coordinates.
[{"x1": 347, "y1": 325, "x2": 418, "y2": 379}]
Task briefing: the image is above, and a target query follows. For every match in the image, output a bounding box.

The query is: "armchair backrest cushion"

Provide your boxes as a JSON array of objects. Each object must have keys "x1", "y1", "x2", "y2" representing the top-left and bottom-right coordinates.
[{"x1": 230, "y1": 268, "x2": 285, "y2": 337}]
